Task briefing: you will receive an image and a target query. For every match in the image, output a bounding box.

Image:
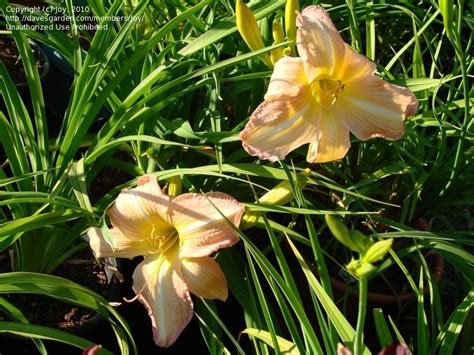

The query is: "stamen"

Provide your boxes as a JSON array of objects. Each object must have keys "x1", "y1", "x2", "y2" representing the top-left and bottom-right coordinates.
[
  {"x1": 311, "y1": 79, "x2": 344, "y2": 110},
  {"x1": 124, "y1": 282, "x2": 147, "y2": 303},
  {"x1": 147, "y1": 226, "x2": 178, "y2": 254}
]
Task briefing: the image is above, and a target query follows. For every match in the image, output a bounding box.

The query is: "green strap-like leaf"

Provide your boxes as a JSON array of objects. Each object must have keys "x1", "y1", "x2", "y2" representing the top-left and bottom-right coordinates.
[
  {"x1": 286, "y1": 237, "x2": 372, "y2": 355},
  {"x1": 242, "y1": 328, "x2": 299, "y2": 354},
  {"x1": 0, "y1": 320, "x2": 112, "y2": 354},
  {"x1": 0, "y1": 272, "x2": 136, "y2": 354}
]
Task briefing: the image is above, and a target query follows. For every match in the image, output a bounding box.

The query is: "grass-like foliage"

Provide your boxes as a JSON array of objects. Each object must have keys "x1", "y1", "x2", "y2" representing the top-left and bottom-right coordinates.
[{"x1": 0, "y1": 0, "x2": 472, "y2": 353}]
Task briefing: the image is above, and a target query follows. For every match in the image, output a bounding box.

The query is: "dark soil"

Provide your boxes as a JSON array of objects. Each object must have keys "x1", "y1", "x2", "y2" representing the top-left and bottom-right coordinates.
[
  {"x1": 0, "y1": 248, "x2": 117, "y2": 330},
  {"x1": 0, "y1": 36, "x2": 46, "y2": 85},
  {"x1": 89, "y1": 151, "x2": 135, "y2": 205}
]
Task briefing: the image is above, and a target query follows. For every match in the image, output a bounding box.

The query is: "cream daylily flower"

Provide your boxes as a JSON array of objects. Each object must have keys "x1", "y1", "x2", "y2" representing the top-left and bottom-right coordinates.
[
  {"x1": 240, "y1": 6, "x2": 419, "y2": 163},
  {"x1": 87, "y1": 175, "x2": 244, "y2": 348}
]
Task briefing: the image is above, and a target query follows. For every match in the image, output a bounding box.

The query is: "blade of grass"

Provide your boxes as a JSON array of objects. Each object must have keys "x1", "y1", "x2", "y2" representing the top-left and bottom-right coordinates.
[
  {"x1": 388, "y1": 316, "x2": 406, "y2": 345},
  {"x1": 0, "y1": 209, "x2": 84, "y2": 259},
  {"x1": 365, "y1": 1, "x2": 375, "y2": 60},
  {"x1": 245, "y1": 248, "x2": 280, "y2": 354},
  {"x1": 0, "y1": 0, "x2": 50, "y2": 183},
  {"x1": 417, "y1": 268, "x2": 428, "y2": 354},
  {"x1": 373, "y1": 308, "x2": 393, "y2": 348},
  {"x1": 0, "y1": 321, "x2": 112, "y2": 353},
  {"x1": 0, "y1": 272, "x2": 136, "y2": 354},
  {"x1": 286, "y1": 236, "x2": 371, "y2": 354},
  {"x1": 200, "y1": 299, "x2": 245, "y2": 355},
  {"x1": 194, "y1": 309, "x2": 231, "y2": 355},
  {"x1": 242, "y1": 328, "x2": 299, "y2": 355},
  {"x1": 240, "y1": 235, "x2": 323, "y2": 354},
  {"x1": 68, "y1": 159, "x2": 95, "y2": 225},
  {"x1": 434, "y1": 290, "x2": 473, "y2": 354},
  {"x1": 0, "y1": 298, "x2": 47, "y2": 353}
]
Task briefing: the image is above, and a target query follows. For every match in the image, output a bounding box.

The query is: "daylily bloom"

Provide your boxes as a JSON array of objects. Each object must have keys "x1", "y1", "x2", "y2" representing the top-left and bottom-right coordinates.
[
  {"x1": 87, "y1": 175, "x2": 244, "y2": 347},
  {"x1": 240, "y1": 6, "x2": 419, "y2": 163}
]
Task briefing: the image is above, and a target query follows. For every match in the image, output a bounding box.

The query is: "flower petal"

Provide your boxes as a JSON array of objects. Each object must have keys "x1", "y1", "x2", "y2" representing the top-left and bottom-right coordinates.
[
  {"x1": 181, "y1": 256, "x2": 228, "y2": 301},
  {"x1": 296, "y1": 6, "x2": 348, "y2": 82},
  {"x1": 87, "y1": 227, "x2": 152, "y2": 259},
  {"x1": 132, "y1": 245, "x2": 193, "y2": 348},
  {"x1": 307, "y1": 109, "x2": 351, "y2": 163},
  {"x1": 340, "y1": 50, "x2": 377, "y2": 81},
  {"x1": 108, "y1": 175, "x2": 173, "y2": 241},
  {"x1": 265, "y1": 56, "x2": 307, "y2": 98},
  {"x1": 337, "y1": 76, "x2": 418, "y2": 140},
  {"x1": 240, "y1": 85, "x2": 318, "y2": 161},
  {"x1": 169, "y1": 192, "x2": 244, "y2": 258}
]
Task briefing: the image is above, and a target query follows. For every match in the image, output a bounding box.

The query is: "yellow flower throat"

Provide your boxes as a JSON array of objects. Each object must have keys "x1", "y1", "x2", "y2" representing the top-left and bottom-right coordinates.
[
  {"x1": 311, "y1": 79, "x2": 345, "y2": 110},
  {"x1": 149, "y1": 225, "x2": 178, "y2": 253}
]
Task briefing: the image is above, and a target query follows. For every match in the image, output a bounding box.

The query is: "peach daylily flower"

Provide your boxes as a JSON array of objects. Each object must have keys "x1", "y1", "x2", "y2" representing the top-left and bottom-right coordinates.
[
  {"x1": 240, "y1": 6, "x2": 419, "y2": 163},
  {"x1": 87, "y1": 175, "x2": 244, "y2": 347}
]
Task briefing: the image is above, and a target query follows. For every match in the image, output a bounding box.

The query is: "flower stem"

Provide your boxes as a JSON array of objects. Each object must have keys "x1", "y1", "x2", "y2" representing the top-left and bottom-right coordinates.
[{"x1": 354, "y1": 276, "x2": 368, "y2": 355}]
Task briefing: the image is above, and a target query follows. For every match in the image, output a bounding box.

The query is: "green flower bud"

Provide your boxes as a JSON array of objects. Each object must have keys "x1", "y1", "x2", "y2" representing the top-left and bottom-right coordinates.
[
  {"x1": 363, "y1": 239, "x2": 393, "y2": 264},
  {"x1": 325, "y1": 215, "x2": 358, "y2": 252},
  {"x1": 346, "y1": 258, "x2": 361, "y2": 275},
  {"x1": 350, "y1": 229, "x2": 373, "y2": 255},
  {"x1": 354, "y1": 262, "x2": 377, "y2": 278},
  {"x1": 347, "y1": 258, "x2": 377, "y2": 278}
]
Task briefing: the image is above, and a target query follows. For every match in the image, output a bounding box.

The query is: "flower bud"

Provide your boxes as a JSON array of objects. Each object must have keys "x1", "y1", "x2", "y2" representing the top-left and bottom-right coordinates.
[
  {"x1": 270, "y1": 18, "x2": 285, "y2": 64},
  {"x1": 354, "y1": 262, "x2": 377, "y2": 278},
  {"x1": 236, "y1": 0, "x2": 272, "y2": 66},
  {"x1": 346, "y1": 258, "x2": 360, "y2": 275},
  {"x1": 241, "y1": 169, "x2": 311, "y2": 229},
  {"x1": 363, "y1": 239, "x2": 393, "y2": 264},
  {"x1": 167, "y1": 175, "x2": 182, "y2": 197},
  {"x1": 272, "y1": 18, "x2": 285, "y2": 43},
  {"x1": 258, "y1": 168, "x2": 310, "y2": 206},
  {"x1": 347, "y1": 258, "x2": 377, "y2": 278},
  {"x1": 240, "y1": 212, "x2": 260, "y2": 229},
  {"x1": 350, "y1": 229, "x2": 373, "y2": 255},
  {"x1": 439, "y1": 0, "x2": 454, "y2": 39},
  {"x1": 285, "y1": 0, "x2": 299, "y2": 53},
  {"x1": 325, "y1": 215, "x2": 358, "y2": 252},
  {"x1": 283, "y1": 46, "x2": 293, "y2": 54}
]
